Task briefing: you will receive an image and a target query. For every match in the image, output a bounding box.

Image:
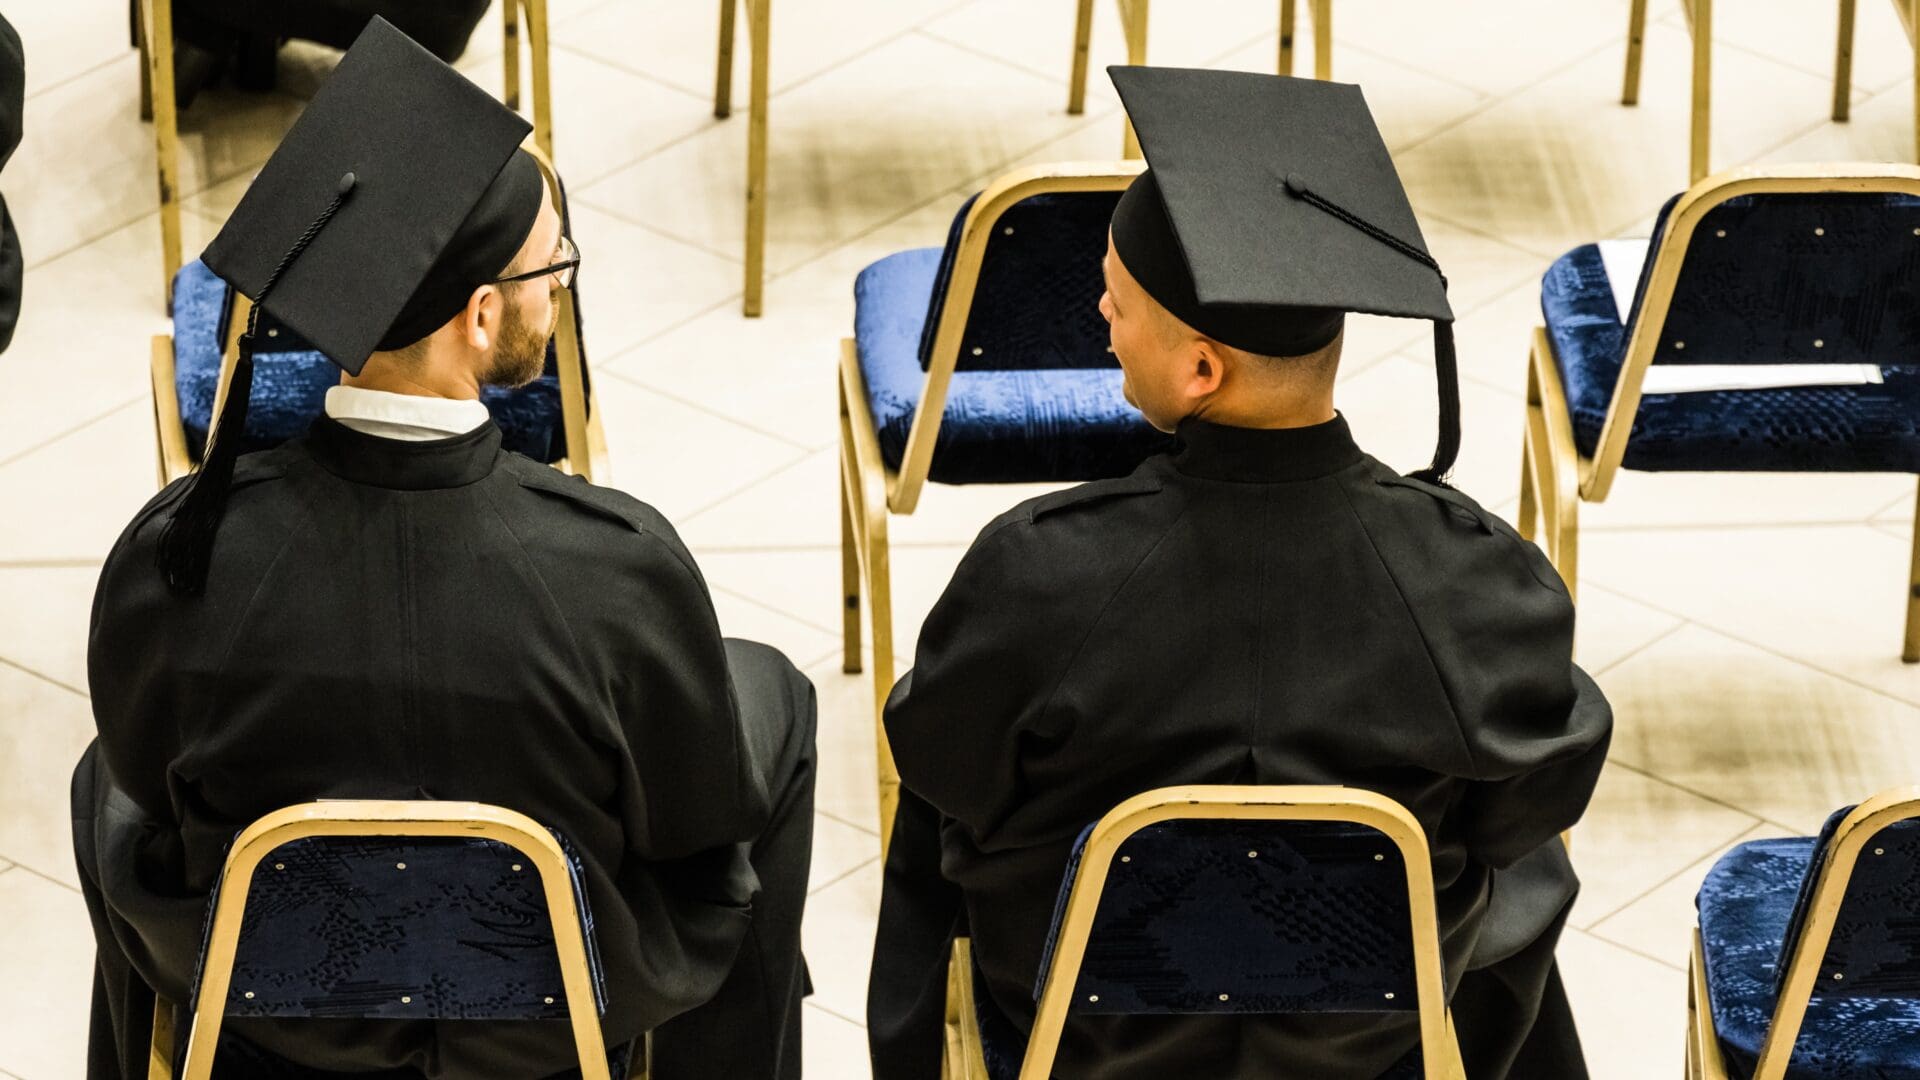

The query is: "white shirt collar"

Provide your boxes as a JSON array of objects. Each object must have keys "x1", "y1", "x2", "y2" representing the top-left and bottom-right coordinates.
[{"x1": 323, "y1": 386, "x2": 492, "y2": 443}]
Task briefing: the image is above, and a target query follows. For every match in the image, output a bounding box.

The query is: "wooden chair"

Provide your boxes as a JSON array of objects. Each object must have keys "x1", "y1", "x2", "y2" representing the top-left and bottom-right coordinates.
[
  {"x1": 1687, "y1": 788, "x2": 1920, "y2": 1079},
  {"x1": 1519, "y1": 164, "x2": 1920, "y2": 660},
  {"x1": 146, "y1": 800, "x2": 640, "y2": 1080},
  {"x1": 942, "y1": 785, "x2": 1468, "y2": 1080},
  {"x1": 136, "y1": 0, "x2": 557, "y2": 310},
  {"x1": 147, "y1": 143, "x2": 607, "y2": 489},
  {"x1": 1623, "y1": 0, "x2": 1920, "y2": 181},
  {"x1": 839, "y1": 161, "x2": 1167, "y2": 847}
]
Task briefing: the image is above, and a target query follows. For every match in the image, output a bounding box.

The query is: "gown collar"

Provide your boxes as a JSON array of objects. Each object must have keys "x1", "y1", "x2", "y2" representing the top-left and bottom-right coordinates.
[
  {"x1": 303, "y1": 415, "x2": 503, "y2": 490},
  {"x1": 1171, "y1": 414, "x2": 1365, "y2": 482}
]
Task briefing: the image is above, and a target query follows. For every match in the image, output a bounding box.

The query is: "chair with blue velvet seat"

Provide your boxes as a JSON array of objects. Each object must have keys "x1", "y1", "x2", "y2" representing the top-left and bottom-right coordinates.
[
  {"x1": 1520, "y1": 164, "x2": 1920, "y2": 661},
  {"x1": 147, "y1": 800, "x2": 640, "y2": 1080},
  {"x1": 939, "y1": 785, "x2": 1466, "y2": 1080},
  {"x1": 839, "y1": 161, "x2": 1174, "y2": 847},
  {"x1": 1688, "y1": 787, "x2": 1920, "y2": 1080},
  {"x1": 147, "y1": 143, "x2": 606, "y2": 489},
  {"x1": 135, "y1": 0, "x2": 559, "y2": 310}
]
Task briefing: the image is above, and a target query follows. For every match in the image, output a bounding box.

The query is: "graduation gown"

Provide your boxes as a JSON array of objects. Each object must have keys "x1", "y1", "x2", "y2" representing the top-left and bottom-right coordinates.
[
  {"x1": 79, "y1": 419, "x2": 771, "y2": 1078},
  {"x1": 871, "y1": 415, "x2": 1613, "y2": 1079},
  {"x1": 171, "y1": 1, "x2": 490, "y2": 61},
  {"x1": 0, "y1": 12, "x2": 21, "y2": 354}
]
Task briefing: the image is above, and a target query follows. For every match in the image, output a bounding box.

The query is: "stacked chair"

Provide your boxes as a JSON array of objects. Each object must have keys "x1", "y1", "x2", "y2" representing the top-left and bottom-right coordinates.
[
  {"x1": 1520, "y1": 163, "x2": 1920, "y2": 659},
  {"x1": 941, "y1": 786, "x2": 1466, "y2": 1080},
  {"x1": 1624, "y1": 0, "x2": 1920, "y2": 181},
  {"x1": 147, "y1": 800, "x2": 635, "y2": 1080},
  {"x1": 135, "y1": 0, "x2": 558, "y2": 309},
  {"x1": 839, "y1": 161, "x2": 1172, "y2": 843},
  {"x1": 147, "y1": 146, "x2": 606, "y2": 489},
  {"x1": 1688, "y1": 788, "x2": 1920, "y2": 1078}
]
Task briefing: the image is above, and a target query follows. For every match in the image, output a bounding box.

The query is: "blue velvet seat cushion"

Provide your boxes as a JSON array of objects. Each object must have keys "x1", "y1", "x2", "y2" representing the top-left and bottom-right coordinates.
[
  {"x1": 172, "y1": 260, "x2": 568, "y2": 463},
  {"x1": 852, "y1": 248, "x2": 1173, "y2": 484},
  {"x1": 1696, "y1": 835, "x2": 1920, "y2": 1078},
  {"x1": 1539, "y1": 194, "x2": 1920, "y2": 474}
]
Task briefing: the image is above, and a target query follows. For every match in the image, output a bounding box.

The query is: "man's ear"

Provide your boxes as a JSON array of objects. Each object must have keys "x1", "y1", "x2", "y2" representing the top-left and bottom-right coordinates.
[
  {"x1": 1187, "y1": 338, "x2": 1228, "y2": 398},
  {"x1": 460, "y1": 284, "x2": 503, "y2": 351}
]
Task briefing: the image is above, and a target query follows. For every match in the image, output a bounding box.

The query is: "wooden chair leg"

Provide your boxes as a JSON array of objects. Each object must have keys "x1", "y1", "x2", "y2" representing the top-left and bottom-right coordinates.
[
  {"x1": 1068, "y1": 0, "x2": 1094, "y2": 114},
  {"x1": 1311, "y1": 0, "x2": 1332, "y2": 80},
  {"x1": 1912, "y1": 3, "x2": 1920, "y2": 164},
  {"x1": 1833, "y1": 0, "x2": 1856, "y2": 121},
  {"x1": 841, "y1": 452, "x2": 864, "y2": 675},
  {"x1": 523, "y1": 0, "x2": 554, "y2": 160},
  {"x1": 1279, "y1": 0, "x2": 1296, "y2": 75},
  {"x1": 1689, "y1": 0, "x2": 1713, "y2": 183},
  {"x1": 142, "y1": 0, "x2": 183, "y2": 311},
  {"x1": 1904, "y1": 476, "x2": 1920, "y2": 663},
  {"x1": 1518, "y1": 430, "x2": 1539, "y2": 543},
  {"x1": 1551, "y1": 490, "x2": 1581, "y2": 604},
  {"x1": 866, "y1": 509, "x2": 899, "y2": 856},
  {"x1": 1623, "y1": 0, "x2": 1649, "y2": 104},
  {"x1": 714, "y1": 0, "x2": 738, "y2": 119},
  {"x1": 1117, "y1": 0, "x2": 1149, "y2": 158},
  {"x1": 148, "y1": 996, "x2": 176, "y2": 1080},
  {"x1": 743, "y1": 0, "x2": 770, "y2": 317},
  {"x1": 503, "y1": 0, "x2": 522, "y2": 111}
]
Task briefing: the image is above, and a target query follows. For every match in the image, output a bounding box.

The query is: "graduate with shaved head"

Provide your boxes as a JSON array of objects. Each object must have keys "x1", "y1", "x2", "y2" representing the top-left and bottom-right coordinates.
[{"x1": 869, "y1": 66, "x2": 1612, "y2": 1079}]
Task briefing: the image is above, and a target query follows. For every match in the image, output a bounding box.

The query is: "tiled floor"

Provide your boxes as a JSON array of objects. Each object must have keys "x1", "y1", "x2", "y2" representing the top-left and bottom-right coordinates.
[{"x1": 3, "y1": 1, "x2": 1919, "y2": 1076}]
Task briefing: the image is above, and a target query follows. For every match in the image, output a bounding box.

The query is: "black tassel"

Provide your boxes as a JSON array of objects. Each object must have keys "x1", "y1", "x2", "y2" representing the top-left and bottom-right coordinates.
[
  {"x1": 155, "y1": 346, "x2": 255, "y2": 594},
  {"x1": 155, "y1": 171, "x2": 356, "y2": 595},
  {"x1": 1409, "y1": 319, "x2": 1462, "y2": 487}
]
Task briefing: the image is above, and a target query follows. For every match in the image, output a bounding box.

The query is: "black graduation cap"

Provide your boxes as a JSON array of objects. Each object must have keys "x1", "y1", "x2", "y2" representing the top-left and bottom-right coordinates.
[
  {"x1": 158, "y1": 16, "x2": 544, "y2": 594},
  {"x1": 1107, "y1": 65, "x2": 1461, "y2": 485}
]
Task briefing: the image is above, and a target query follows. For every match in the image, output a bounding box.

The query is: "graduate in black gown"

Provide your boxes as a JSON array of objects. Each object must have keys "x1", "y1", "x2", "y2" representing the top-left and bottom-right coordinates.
[
  {"x1": 867, "y1": 67, "x2": 1612, "y2": 1080},
  {"x1": 0, "y1": 11, "x2": 22, "y2": 353},
  {"x1": 74, "y1": 20, "x2": 813, "y2": 1080}
]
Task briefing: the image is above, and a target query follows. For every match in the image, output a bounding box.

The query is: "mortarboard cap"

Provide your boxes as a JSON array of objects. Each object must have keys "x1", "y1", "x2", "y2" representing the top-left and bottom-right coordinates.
[
  {"x1": 159, "y1": 17, "x2": 544, "y2": 595},
  {"x1": 1107, "y1": 65, "x2": 1462, "y2": 485},
  {"x1": 202, "y1": 16, "x2": 541, "y2": 375}
]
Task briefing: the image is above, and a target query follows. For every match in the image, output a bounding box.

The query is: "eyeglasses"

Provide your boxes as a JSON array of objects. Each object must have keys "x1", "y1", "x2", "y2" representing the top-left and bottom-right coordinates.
[{"x1": 493, "y1": 234, "x2": 580, "y2": 290}]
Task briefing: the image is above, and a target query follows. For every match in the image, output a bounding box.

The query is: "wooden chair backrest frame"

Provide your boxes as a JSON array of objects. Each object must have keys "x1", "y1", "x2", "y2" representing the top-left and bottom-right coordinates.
[
  {"x1": 1018, "y1": 785, "x2": 1455, "y2": 1080},
  {"x1": 1748, "y1": 786, "x2": 1920, "y2": 1080},
  {"x1": 173, "y1": 800, "x2": 611, "y2": 1080},
  {"x1": 1579, "y1": 163, "x2": 1920, "y2": 502},
  {"x1": 152, "y1": 140, "x2": 604, "y2": 489},
  {"x1": 886, "y1": 160, "x2": 1143, "y2": 515}
]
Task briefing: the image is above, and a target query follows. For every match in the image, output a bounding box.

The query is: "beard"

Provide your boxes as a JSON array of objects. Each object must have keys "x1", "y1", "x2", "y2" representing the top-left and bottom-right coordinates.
[{"x1": 479, "y1": 289, "x2": 554, "y2": 389}]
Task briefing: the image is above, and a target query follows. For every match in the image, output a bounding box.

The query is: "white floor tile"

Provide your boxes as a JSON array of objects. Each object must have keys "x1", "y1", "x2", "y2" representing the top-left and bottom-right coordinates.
[
  {"x1": 1566, "y1": 763, "x2": 1758, "y2": 930},
  {"x1": 1588, "y1": 820, "x2": 1796, "y2": 966},
  {"x1": 1557, "y1": 927, "x2": 1688, "y2": 1079},
  {"x1": 0, "y1": 664, "x2": 91, "y2": 888},
  {"x1": 0, "y1": 565, "x2": 96, "y2": 694},
  {"x1": 0, "y1": 400, "x2": 158, "y2": 564},
  {"x1": 798, "y1": 858, "x2": 882, "y2": 1024},
  {"x1": 592, "y1": 372, "x2": 810, "y2": 522},
  {"x1": 803, "y1": 1000, "x2": 874, "y2": 1078},
  {"x1": 0, "y1": 869, "x2": 93, "y2": 1080}
]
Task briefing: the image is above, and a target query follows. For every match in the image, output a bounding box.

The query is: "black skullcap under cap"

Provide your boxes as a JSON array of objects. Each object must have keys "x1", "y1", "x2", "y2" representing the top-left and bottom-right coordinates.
[
  {"x1": 201, "y1": 15, "x2": 542, "y2": 374},
  {"x1": 160, "y1": 17, "x2": 542, "y2": 596},
  {"x1": 1107, "y1": 65, "x2": 1463, "y2": 484}
]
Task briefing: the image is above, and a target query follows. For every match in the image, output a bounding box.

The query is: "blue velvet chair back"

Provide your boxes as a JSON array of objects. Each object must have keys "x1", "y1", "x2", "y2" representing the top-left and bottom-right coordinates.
[
  {"x1": 1624, "y1": 193, "x2": 1920, "y2": 372},
  {"x1": 1781, "y1": 809, "x2": 1920, "y2": 1001},
  {"x1": 192, "y1": 833, "x2": 606, "y2": 1022},
  {"x1": 915, "y1": 190, "x2": 1123, "y2": 373},
  {"x1": 1035, "y1": 818, "x2": 1417, "y2": 1015}
]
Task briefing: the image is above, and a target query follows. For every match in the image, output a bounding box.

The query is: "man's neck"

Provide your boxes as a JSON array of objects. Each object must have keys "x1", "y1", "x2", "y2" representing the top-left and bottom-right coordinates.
[
  {"x1": 1186, "y1": 394, "x2": 1337, "y2": 431},
  {"x1": 341, "y1": 359, "x2": 481, "y2": 401}
]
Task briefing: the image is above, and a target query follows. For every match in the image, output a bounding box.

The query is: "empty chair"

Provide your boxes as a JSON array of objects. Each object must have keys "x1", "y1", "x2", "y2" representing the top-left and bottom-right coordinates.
[
  {"x1": 148, "y1": 800, "x2": 632, "y2": 1080},
  {"x1": 1688, "y1": 787, "x2": 1920, "y2": 1079},
  {"x1": 1520, "y1": 164, "x2": 1920, "y2": 659},
  {"x1": 838, "y1": 161, "x2": 1172, "y2": 842},
  {"x1": 941, "y1": 785, "x2": 1466, "y2": 1079},
  {"x1": 147, "y1": 145, "x2": 606, "y2": 488},
  {"x1": 135, "y1": 0, "x2": 558, "y2": 309}
]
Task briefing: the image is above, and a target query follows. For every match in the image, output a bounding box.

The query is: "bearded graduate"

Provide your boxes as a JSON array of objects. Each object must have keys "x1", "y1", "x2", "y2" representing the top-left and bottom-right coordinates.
[
  {"x1": 868, "y1": 67, "x2": 1613, "y2": 1080},
  {"x1": 74, "y1": 20, "x2": 815, "y2": 1080}
]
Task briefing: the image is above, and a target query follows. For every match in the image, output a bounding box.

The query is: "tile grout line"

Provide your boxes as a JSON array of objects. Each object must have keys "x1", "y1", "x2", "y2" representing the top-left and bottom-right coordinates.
[
  {"x1": 1604, "y1": 757, "x2": 1818, "y2": 838},
  {"x1": 24, "y1": 50, "x2": 128, "y2": 103},
  {"x1": 807, "y1": 999, "x2": 870, "y2": 1030},
  {"x1": 1570, "y1": 925, "x2": 1687, "y2": 974},
  {"x1": 818, "y1": 807, "x2": 882, "y2": 839},
  {"x1": 810, "y1": 855, "x2": 879, "y2": 897},
  {"x1": 0, "y1": 654, "x2": 89, "y2": 700},
  {"x1": 1388, "y1": 36, "x2": 1630, "y2": 161},
  {"x1": 1571, "y1": 817, "x2": 1758, "y2": 932},
  {"x1": 1587, "y1": 617, "x2": 1690, "y2": 679},
  {"x1": 595, "y1": 367, "x2": 815, "y2": 452},
  {"x1": 0, "y1": 395, "x2": 145, "y2": 471},
  {"x1": 1580, "y1": 517, "x2": 1913, "y2": 535},
  {"x1": 5, "y1": 859, "x2": 83, "y2": 897},
  {"x1": 709, "y1": 582, "x2": 842, "y2": 638}
]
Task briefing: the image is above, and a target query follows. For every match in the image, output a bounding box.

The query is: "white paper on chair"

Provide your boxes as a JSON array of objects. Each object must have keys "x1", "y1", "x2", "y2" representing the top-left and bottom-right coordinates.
[
  {"x1": 1640, "y1": 364, "x2": 1885, "y2": 394},
  {"x1": 1597, "y1": 238, "x2": 1652, "y2": 324}
]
